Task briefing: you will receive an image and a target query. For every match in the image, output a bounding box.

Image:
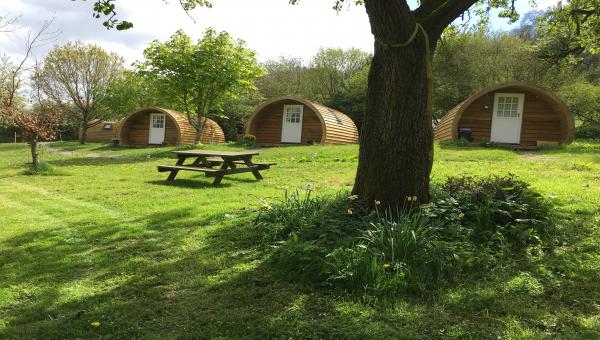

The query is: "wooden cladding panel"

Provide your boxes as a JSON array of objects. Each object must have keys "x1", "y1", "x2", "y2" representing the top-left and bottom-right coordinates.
[
  {"x1": 121, "y1": 112, "x2": 178, "y2": 145},
  {"x1": 120, "y1": 108, "x2": 225, "y2": 146},
  {"x1": 435, "y1": 83, "x2": 572, "y2": 146},
  {"x1": 248, "y1": 97, "x2": 358, "y2": 145},
  {"x1": 249, "y1": 99, "x2": 323, "y2": 144},
  {"x1": 315, "y1": 103, "x2": 359, "y2": 144},
  {"x1": 84, "y1": 121, "x2": 117, "y2": 143},
  {"x1": 457, "y1": 88, "x2": 564, "y2": 145}
]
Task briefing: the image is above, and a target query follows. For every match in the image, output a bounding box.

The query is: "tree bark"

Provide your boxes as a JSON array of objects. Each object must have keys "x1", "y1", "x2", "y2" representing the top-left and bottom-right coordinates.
[
  {"x1": 193, "y1": 115, "x2": 207, "y2": 144},
  {"x1": 352, "y1": 0, "x2": 436, "y2": 207},
  {"x1": 80, "y1": 121, "x2": 88, "y2": 145},
  {"x1": 30, "y1": 140, "x2": 38, "y2": 168}
]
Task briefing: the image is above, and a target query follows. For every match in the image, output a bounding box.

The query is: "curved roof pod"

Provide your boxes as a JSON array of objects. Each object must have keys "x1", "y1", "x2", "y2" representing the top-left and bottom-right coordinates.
[
  {"x1": 435, "y1": 82, "x2": 574, "y2": 145},
  {"x1": 246, "y1": 96, "x2": 359, "y2": 145},
  {"x1": 80, "y1": 119, "x2": 119, "y2": 143},
  {"x1": 119, "y1": 107, "x2": 225, "y2": 145}
]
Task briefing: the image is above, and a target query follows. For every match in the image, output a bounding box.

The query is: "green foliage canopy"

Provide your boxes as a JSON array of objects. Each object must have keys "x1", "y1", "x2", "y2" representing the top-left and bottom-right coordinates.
[
  {"x1": 536, "y1": 0, "x2": 600, "y2": 61},
  {"x1": 38, "y1": 41, "x2": 124, "y2": 143},
  {"x1": 137, "y1": 29, "x2": 265, "y2": 141}
]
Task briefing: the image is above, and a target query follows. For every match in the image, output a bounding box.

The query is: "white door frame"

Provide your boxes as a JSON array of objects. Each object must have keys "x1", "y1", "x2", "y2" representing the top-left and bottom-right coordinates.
[
  {"x1": 490, "y1": 93, "x2": 525, "y2": 144},
  {"x1": 281, "y1": 104, "x2": 303, "y2": 143},
  {"x1": 148, "y1": 113, "x2": 166, "y2": 144}
]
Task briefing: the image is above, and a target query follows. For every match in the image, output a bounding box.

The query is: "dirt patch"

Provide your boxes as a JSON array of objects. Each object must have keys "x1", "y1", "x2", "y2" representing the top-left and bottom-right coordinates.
[
  {"x1": 518, "y1": 152, "x2": 558, "y2": 162},
  {"x1": 46, "y1": 146, "x2": 133, "y2": 161}
]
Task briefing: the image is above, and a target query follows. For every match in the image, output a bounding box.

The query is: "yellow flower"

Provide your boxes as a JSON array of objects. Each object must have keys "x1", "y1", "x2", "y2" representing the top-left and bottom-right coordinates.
[
  {"x1": 458, "y1": 212, "x2": 465, "y2": 220},
  {"x1": 383, "y1": 263, "x2": 391, "y2": 268},
  {"x1": 412, "y1": 195, "x2": 418, "y2": 201},
  {"x1": 374, "y1": 200, "x2": 381, "y2": 206},
  {"x1": 91, "y1": 321, "x2": 101, "y2": 327},
  {"x1": 347, "y1": 208, "x2": 353, "y2": 215},
  {"x1": 407, "y1": 196, "x2": 413, "y2": 202}
]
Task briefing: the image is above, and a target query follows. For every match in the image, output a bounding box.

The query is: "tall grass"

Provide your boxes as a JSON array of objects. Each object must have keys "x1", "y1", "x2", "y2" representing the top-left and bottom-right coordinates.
[{"x1": 327, "y1": 209, "x2": 453, "y2": 295}]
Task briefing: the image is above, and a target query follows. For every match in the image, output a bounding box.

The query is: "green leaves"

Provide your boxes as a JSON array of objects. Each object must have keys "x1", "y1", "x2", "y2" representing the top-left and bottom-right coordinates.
[
  {"x1": 87, "y1": 0, "x2": 212, "y2": 30},
  {"x1": 138, "y1": 28, "x2": 265, "y2": 131},
  {"x1": 536, "y1": 0, "x2": 600, "y2": 60}
]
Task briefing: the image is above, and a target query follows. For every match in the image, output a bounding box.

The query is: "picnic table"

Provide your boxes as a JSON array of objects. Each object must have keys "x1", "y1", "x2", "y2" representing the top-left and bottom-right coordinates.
[{"x1": 157, "y1": 150, "x2": 275, "y2": 185}]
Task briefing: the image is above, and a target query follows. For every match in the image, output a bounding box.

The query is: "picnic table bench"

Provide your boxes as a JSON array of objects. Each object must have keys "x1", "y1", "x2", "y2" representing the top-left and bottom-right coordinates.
[{"x1": 157, "y1": 150, "x2": 275, "y2": 185}]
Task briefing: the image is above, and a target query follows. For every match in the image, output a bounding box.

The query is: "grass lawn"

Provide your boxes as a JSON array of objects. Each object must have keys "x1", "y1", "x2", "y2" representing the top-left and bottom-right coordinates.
[{"x1": 0, "y1": 141, "x2": 599, "y2": 338}]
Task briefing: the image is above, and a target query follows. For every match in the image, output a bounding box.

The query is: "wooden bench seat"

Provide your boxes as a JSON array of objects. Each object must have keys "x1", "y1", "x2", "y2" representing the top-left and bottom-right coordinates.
[
  {"x1": 204, "y1": 157, "x2": 276, "y2": 168},
  {"x1": 236, "y1": 161, "x2": 276, "y2": 166},
  {"x1": 157, "y1": 165, "x2": 224, "y2": 174}
]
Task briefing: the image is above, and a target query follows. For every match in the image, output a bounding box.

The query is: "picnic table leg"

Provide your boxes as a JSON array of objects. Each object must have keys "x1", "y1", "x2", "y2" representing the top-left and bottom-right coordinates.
[
  {"x1": 212, "y1": 159, "x2": 232, "y2": 185},
  {"x1": 167, "y1": 157, "x2": 185, "y2": 181},
  {"x1": 243, "y1": 156, "x2": 263, "y2": 180}
]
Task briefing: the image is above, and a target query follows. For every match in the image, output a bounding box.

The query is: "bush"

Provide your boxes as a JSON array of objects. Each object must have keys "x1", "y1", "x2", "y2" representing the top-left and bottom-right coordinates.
[
  {"x1": 240, "y1": 134, "x2": 256, "y2": 146},
  {"x1": 575, "y1": 124, "x2": 600, "y2": 139},
  {"x1": 439, "y1": 174, "x2": 553, "y2": 247},
  {"x1": 254, "y1": 175, "x2": 554, "y2": 298}
]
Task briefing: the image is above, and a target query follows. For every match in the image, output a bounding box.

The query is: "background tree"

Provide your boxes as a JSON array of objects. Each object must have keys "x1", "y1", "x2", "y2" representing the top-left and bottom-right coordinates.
[
  {"x1": 95, "y1": 70, "x2": 164, "y2": 120},
  {"x1": 257, "y1": 56, "x2": 308, "y2": 99},
  {"x1": 559, "y1": 81, "x2": 600, "y2": 126},
  {"x1": 0, "y1": 63, "x2": 61, "y2": 167},
  {"x1": 0, "y1": 17, "x2": 61, "y2": 163},
  {"x1": 39, "y1": 41, "x2": 124, "y2": 144},
  {"x1": 139, "y1": 29, "x2": 265, "y2": 143},
  {"x1": 536, "y1": 0, "x2": 600, "y2": 61},
  {"x1": 308, "y1": 47, "x2": 371, "y2": 102}
]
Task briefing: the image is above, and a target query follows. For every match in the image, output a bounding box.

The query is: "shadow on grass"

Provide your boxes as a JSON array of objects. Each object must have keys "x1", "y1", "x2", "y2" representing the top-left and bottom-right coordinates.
[
  {"x1": 1, "y1": 203, "x2": 599, "y2": 338},
  {"x1": 0, "y1": 204, "x2": 428, "y2": 338},
  {"x1": 438, "y1": 142, "x2": 516, "y2": 152},
  {"x1": 148, "y1": 174, "x2": 262, "y2": 188},
  {"x1": 146, "y1": 179, "x2": 233, "y2": 189},
  {"x1": 0, "y1": 208, "x2": 295, "y2": 338}
]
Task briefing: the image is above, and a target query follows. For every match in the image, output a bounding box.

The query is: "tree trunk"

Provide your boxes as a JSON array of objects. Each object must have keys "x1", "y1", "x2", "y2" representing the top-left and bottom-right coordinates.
[
  {"x1": 30, "y1": 140, "x2": 38, "y2": 168},
  {"x1": 352, "y1": 0, "x2": 435, "y2": 207},
  {"x1": 193, "y1": 115, "x2": 207, "y2": 144},
  {"x1": 80, "y1": 121, "x2": 88, "y2": 145}
]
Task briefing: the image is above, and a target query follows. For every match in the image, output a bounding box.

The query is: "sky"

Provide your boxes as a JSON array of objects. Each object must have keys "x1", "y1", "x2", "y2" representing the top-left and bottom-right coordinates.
[{"x1": 0, "y1": 0, "x2": 560, "y2": 67}]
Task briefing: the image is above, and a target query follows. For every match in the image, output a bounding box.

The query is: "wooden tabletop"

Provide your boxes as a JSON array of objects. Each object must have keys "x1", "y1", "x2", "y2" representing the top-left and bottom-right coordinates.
[{"x1": 173, "y1": 150, "x2": 260, "y2": 157}]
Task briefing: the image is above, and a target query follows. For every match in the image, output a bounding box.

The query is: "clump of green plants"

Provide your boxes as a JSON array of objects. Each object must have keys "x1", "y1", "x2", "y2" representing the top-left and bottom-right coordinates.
[
  {"x1": 569, "y1": 161, "x2": 593, "y2": 171},
  {"x1": 23, "y1": 161, "x2": 67, "y2": 176},
  {"x1": 326, "y1": 209, "x2": 453, "y2": 294},
  {"x1": 438, "y1": 174, "x2": 553, "y2": 247},
  {"x1": 254, "y1": 174, "x2": 555, "y2": 298},
  {"x1": 254, "y1": 190, "x2": 364, "y2": 280},
  {"x1": 478, "y1": 140, "x2": 499, "y2": 147},
  {"x1": 456, "y1": 137, "x2": 470, "y2": 146},
  {"x1": 240, "y1": 134, "x2": 256, "y2": 146}
]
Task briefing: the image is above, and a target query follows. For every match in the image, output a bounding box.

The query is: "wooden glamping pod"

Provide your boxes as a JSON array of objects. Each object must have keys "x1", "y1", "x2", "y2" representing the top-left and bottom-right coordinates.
[
  {"x1": 119, "y1": 107, "x2": 225, "y2": 146},
  {"x1": 435, "y1": 82, "x2": 574, "y2": 147},
  {"x1": 81, "y1": 119, "x2": 119, "y2": 143},
  {"x1": 246, "y1": 97, "x2": 359, "y2": 145}
]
